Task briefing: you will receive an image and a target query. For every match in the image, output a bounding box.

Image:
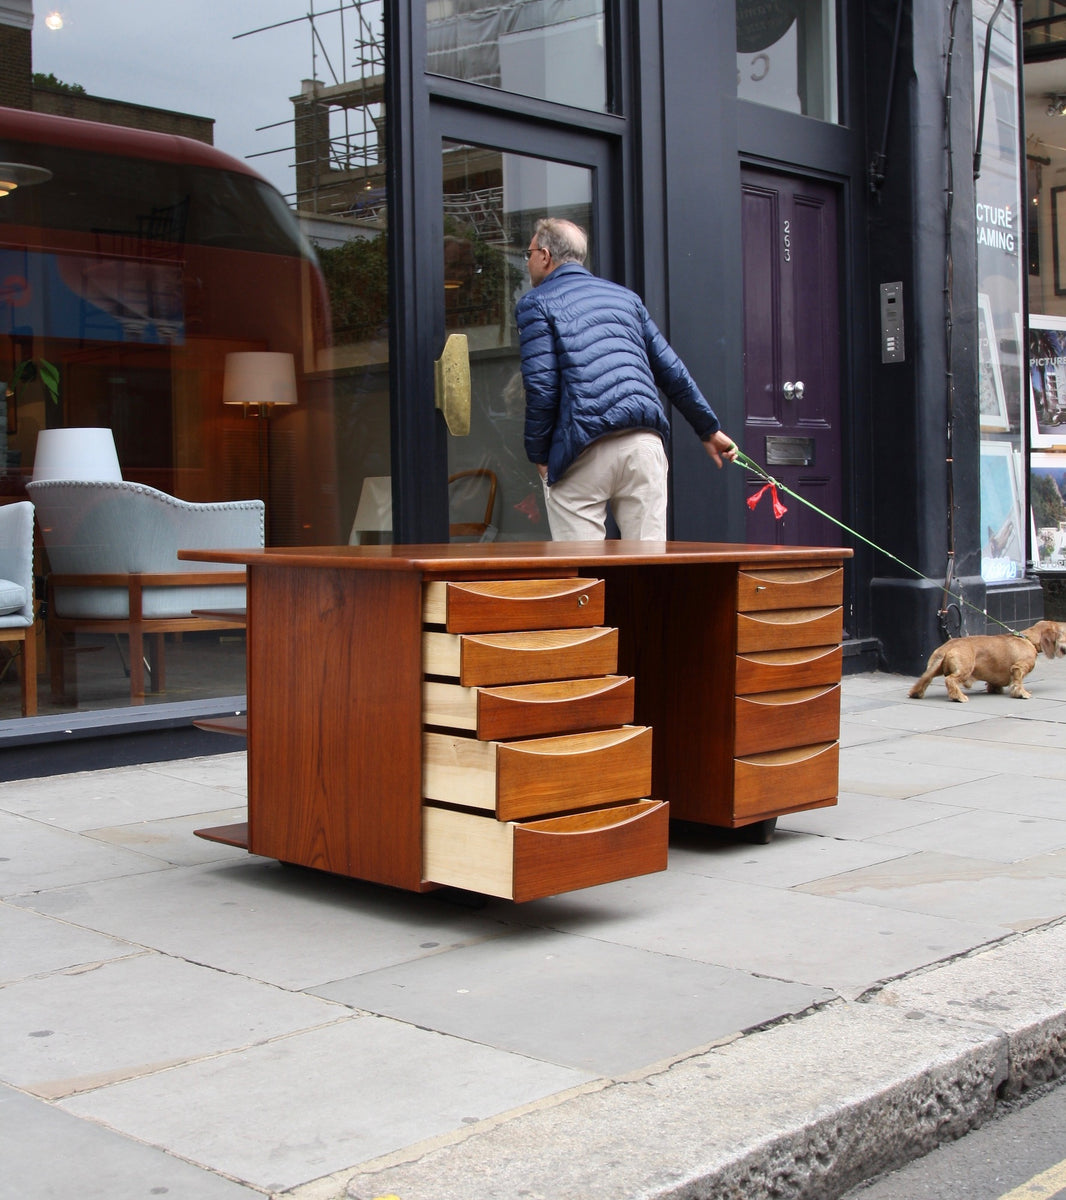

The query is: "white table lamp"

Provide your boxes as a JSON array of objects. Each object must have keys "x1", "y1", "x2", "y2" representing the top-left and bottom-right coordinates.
[{"x1": 32, "y1": 427, "x2": 122, "y2": 482}]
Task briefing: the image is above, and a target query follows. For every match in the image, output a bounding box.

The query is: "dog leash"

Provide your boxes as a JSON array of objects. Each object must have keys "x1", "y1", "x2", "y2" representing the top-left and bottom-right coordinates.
[{"x1": 728, "y1": 446, "x2": 1027, "y2": 639}]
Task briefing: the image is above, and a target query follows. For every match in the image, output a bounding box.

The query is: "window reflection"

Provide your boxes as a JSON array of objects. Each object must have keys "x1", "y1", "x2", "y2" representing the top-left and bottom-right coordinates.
[
  {"x1": 441, "y1": 140, "x2": 591, "y2": 542},
  {"x1": 427, "y1": 0, "x2": 608, "y2": 112},
  {"x1": 736, "y1": 0, "x2": 839, "y2": 123}
]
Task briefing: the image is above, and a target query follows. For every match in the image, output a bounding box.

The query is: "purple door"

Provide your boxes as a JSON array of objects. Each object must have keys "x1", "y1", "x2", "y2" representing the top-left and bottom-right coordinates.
[{"x1": 741, "y1": 168, "x2": 842, "y2": 546}]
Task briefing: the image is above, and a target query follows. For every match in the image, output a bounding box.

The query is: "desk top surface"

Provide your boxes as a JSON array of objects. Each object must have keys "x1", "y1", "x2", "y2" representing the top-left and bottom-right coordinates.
[{"x1": 180, "y1": 540, "x2": 853, "y2": 572}]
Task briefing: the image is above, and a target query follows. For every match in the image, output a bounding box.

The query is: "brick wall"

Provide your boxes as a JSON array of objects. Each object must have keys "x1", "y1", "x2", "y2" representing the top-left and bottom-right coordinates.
[{"x1": 0, "y1": 24, "x2": 32, "y2": 109}]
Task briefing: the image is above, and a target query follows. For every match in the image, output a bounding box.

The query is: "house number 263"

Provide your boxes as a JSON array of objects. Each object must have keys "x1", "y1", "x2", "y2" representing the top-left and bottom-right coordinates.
[{"x1": 782, "y1": 219, "x2": 791, "y2": 262}]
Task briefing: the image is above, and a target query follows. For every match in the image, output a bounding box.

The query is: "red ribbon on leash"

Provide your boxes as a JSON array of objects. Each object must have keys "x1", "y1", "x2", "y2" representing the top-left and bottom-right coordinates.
[{"x1": 746, "y1": 482, "x2": 788, "y2": 520}]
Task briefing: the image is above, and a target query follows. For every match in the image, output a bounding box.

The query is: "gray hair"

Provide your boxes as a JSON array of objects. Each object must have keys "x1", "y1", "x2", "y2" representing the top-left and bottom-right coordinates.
[{"x1": 532, "y1": 218, "x2": 588, "y2": 265}]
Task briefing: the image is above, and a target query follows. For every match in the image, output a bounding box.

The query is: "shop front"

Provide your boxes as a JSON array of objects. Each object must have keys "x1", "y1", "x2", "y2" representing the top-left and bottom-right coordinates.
[{"x1": 0, "y1": 1, "x2": 1051, "y2": 744}]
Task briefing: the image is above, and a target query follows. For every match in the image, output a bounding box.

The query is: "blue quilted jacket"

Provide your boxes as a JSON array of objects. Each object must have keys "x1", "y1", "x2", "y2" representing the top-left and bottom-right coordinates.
[{"x1": 515, "y1": 263, "x2": 722, "y2": 485}]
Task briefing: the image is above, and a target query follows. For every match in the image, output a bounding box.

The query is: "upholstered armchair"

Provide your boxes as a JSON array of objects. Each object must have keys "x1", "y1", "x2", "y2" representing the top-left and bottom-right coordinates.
[
  {"x1": 0, "y1": 501, "x2": 37, "y2": 716},
  {"x1": 26, "y1": 480, "x2": 263, "y2": 704}
]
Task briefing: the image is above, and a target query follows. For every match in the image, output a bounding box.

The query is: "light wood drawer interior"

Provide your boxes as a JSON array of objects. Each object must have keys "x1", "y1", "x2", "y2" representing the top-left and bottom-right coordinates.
[
  {"x1": 423, "y1": 725, "x2": 653, "y2": 821},
  {"x1": 736, "y1": 607, "x2": 843, "y2": 653},
  {"x1": 423, "y1": 578, "x2": 605, "y2": 632},
  {"x1": 737, "y1": 567, "x2": 843, "y2": 612},
  {"x1": 423, "y1": 799, "x2": 668, "y2": 902},
  {"x1": 423, "y1": 626, "x2": 618, "y2": 686},
  {"x1": 733, "y1": 741, "x2": 839, "y2": 819},
  {"x1": 735, "y1": 645, "x2": 843, "y2": 695},
  {"x1": 734, "y1": 685, "x2": 840, "y2": 756},
  {"x1": 423, "y1": 675, "x2": 635, "y2": 740}
]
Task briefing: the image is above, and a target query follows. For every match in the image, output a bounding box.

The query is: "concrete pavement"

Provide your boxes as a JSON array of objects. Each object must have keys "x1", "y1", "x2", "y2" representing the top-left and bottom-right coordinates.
[{"x1": 2, "y1": 664, "x2": 1066, "y2": 1199}]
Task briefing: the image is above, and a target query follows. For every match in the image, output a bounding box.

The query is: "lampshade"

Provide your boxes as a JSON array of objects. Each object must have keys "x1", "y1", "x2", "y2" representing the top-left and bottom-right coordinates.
[
  {"x1": 223, "y1": 352, "x2": 297, "y2": 407},
  {"x1": 0, "y1": 162, "x2": 53, "y2": 198},
  {"x1": 32, "y1": 427, "x2": 122, "y2": 482}
]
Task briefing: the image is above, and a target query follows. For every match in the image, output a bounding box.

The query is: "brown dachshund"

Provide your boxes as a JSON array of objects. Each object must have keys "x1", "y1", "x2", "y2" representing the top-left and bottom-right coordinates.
[
  {"x1": 909, "y1": 634, "x2": 1038, "y2": 702},
  {"x1": 1020, "y1": 620, "x2": 1066, "y2": 660}
]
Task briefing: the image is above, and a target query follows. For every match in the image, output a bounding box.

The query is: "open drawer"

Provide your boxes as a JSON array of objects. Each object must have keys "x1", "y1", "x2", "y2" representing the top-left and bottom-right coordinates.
[
  {"x1": 422, "y1": 799, "x2": 668, "y2": 902},
  {"x1": 423, "y1": 578, "x2": 605, "y2": 632},
  {"x1": 423, "y1": 675, "x2": 635, "y2": 740},
  {"x1": 423, "y1": 725, "x2": 653, "y2": 821},
  {"x1": 423, "y1": 626, "x2": 619, "y2": 686}
]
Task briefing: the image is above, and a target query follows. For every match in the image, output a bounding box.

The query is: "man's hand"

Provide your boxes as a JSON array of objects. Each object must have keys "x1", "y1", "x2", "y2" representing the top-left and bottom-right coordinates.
[
  {"x1": 704, "y1": 431, "x2": 739, "y2": 468},
  {"x1": 535, "y1": 463, "x2": 548, "y2": 481}
]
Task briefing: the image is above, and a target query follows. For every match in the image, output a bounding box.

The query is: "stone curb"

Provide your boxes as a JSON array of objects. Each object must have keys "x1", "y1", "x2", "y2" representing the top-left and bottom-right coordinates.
[{"x1": 292, "y1": 920, "x2": 1066, "y2": 1200}]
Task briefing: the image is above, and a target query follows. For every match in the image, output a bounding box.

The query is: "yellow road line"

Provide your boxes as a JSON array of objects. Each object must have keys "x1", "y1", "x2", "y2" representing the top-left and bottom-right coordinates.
[{"x1": 998, "y1": 1157, "x2": 1066, "y2": 1199}]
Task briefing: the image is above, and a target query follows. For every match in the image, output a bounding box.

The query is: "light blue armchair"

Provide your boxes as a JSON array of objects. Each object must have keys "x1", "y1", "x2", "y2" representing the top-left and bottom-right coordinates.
[
  {"x1": 26, "y1": 480, "x2": 263, "y2": 704},
  {"x1": 0, "y1": 501, "x2": 37, "y2": 716}
]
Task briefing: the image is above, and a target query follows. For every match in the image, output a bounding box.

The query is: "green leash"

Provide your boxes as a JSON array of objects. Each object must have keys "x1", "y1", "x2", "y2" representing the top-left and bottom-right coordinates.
[{"x1": 728, "y1": 446, "x2": 1027, "y2": 639}]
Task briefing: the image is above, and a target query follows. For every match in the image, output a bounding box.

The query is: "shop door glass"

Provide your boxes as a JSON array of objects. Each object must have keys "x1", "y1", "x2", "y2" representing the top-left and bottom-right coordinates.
[{"x1": 440, "y1": 141, "x2": 592, "y2": 542}]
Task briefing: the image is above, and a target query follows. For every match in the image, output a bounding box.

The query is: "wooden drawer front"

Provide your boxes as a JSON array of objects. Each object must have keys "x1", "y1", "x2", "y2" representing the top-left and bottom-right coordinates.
[
  {"x1": 423, "y1": 626, "x2": 619, "y2": 686},
  {"x1": 734, "y1": 685, "x2": 840, "y2": 757},
  {"x1": 737, "y1": 567, "x2": 843, "y2": 613},
  {"x1": 735, "y1": 645, "x2": 843, "y2": 695},
  {"x1": 423, "y1": 726, "x2": 652, "y2": 821},
  {"x1": 424, "y1": 675, "x2": 634, "y2": 740},
  {"x1": 733, "y1": 741, "x2": 839, "y2": 819},
  {"x1": 423, "y1": 578, "x2": 605, "y2": 632},
  {"x1": 423, "y1": 799, "x2": 668, "y2": 902},
  {"x1": 736, "y1": 607, "x2": 843, "y2": 653}
]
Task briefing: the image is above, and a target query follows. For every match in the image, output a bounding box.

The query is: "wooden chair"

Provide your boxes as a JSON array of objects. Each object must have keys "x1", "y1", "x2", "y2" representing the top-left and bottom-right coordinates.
[
  {"x1": 26, "y1": 480, "x2": 263, "y2": 705},
  {"x1": 0, "y1": 501, "x2": 37, "y2": 716},
  {"x1": 448, "y1": 468, "x2": 498, "y2": 540}
]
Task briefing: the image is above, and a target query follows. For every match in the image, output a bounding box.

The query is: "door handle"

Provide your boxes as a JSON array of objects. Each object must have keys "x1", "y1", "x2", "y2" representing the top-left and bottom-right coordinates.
[
  {"x1": 783, "y1": 380, "x2": 805, "y2": 400},
  {"x1": 434, "y1": 333, "x2": 471, "y2": 436}
]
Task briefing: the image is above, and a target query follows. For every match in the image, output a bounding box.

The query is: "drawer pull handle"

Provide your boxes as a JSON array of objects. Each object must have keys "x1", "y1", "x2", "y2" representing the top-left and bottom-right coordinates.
[
  {"x1": 578, "y1": 594, "x2": 589, "y2": 607},
  {"x1": 755, "y1": 585, "x2": 767, "y2": 591}
]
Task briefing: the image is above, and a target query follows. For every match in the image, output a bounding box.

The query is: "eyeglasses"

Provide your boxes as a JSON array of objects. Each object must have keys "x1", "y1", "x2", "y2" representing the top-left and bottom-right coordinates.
[{"x1": 524, "y1": 246, "x2": 548, "y2": 260}]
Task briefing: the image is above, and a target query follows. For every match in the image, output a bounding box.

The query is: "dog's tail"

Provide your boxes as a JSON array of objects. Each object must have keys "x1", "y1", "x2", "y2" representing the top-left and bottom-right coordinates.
[{"x1": 909, "y1": 644, "x2": 947, "y2": 698}]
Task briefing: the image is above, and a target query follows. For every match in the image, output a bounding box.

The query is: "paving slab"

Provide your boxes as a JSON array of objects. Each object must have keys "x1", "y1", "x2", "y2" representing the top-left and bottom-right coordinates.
[
  {"x1": 312, "y1": 926, "x2": 830, "y2": 1076},
  {"x1": 0, "y1": 951, "x2": 350, "y2": 1098},
  {"x1": 60, "y1": 1017, "x2": 594, "y2": 1195},
  {"x1": 0, "y1": 1084, "x2": 258, "y2": 1200}
]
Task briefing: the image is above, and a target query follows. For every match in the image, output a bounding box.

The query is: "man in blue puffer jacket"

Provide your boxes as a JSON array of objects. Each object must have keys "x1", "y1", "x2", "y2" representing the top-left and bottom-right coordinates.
[{"x1": 516, "y1": 217, "x2": 737, "y2": 540}]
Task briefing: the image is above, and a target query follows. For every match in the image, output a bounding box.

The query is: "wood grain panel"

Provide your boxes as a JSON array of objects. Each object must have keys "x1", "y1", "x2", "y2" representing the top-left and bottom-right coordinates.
[
  {"x1": 425, "y1": 577, "x2": 605, "y2": 632},
  {"x1": 733, "y1": 741, "x2": 839, "y2": 819},
  {"x1": 246, "y1": 565, "x2": 424, "y2": 887},
  {"x1": 600, "y1": 563, "x2": 738, "y2": 824},
  {"x1": 422, "y1": 626, "x2": 618, "y2": 685},
  {"x1": 511, "y1": 799, "x2": 668, "y2": 903},
  {"x1": 733, "y1": 684, "x2": 840, "y2": 756},
  {"x1": 737, "y1": 567, "x2": 843, "y2": 612},
  {"x1": 495, "y1": 725, "x2": 651, "y2": 820},
  {"x1": 477, "y1": 675, "x2": 635, "y2": 741},
  {"x1": 422, "y1": 726, "x2": 652, "y2": 820},
  {"x1": 736, "y1": 607, "x2": 843, "y2": 652},
  {"x1": 735, "y1": 645, "x2": 843, "y2": 694},
  {"x1": 422, "y1": 799, "x2": 668, "y2": 901}
]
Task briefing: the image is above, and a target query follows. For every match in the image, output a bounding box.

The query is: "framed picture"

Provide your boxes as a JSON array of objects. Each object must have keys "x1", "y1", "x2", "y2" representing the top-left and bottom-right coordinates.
[
  {"x1": 980, "y1": 439, "x2": 1024, "y2": 581},
  {"x1": 978, "y1": 293, "x2": 1009, "y2": 432},
  {"x1": 1028, "y1": 313, "x2": 1066, "y2": 447},
  {"x1": 1030, "y1": 451, "x2": 1066, "y2": 571},
  {"x1": 1054, "y1": 186, "x2": 1066, "y2": 295}
]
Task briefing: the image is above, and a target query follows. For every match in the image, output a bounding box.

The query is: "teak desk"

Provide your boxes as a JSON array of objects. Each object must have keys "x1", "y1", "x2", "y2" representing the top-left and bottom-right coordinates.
[{"x1": 182, "y1": 542, "x2": 852, "y2": 902}]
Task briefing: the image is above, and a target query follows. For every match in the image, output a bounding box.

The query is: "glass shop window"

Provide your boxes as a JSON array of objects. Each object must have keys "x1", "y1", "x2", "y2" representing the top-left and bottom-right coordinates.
[
  {"x1": 736, "y1": 0, "x2": 839, "y2": 123},
  {"x1": 426, "y1": 0, "x2": 609, "y2": 112}
]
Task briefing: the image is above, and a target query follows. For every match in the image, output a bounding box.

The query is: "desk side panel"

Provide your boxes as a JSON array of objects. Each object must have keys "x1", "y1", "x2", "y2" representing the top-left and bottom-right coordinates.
[
  {"x1": 600, "y1": 563, "x2": 737, "y2": 822},
  {"x1": 246, "y1": 565, "x2": 423, "y2": 888}
]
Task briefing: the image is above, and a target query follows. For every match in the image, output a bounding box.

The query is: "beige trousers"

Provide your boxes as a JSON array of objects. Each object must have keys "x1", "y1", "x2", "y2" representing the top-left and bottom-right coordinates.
[{"x1": 543, "y1": 429, "x2": 669, "y2": 541}]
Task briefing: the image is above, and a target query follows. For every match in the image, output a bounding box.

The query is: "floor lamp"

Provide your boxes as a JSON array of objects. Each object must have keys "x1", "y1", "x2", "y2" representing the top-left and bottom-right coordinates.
[{"x1": 223, "y1": 352, "x2": 297, "y2": 541}]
